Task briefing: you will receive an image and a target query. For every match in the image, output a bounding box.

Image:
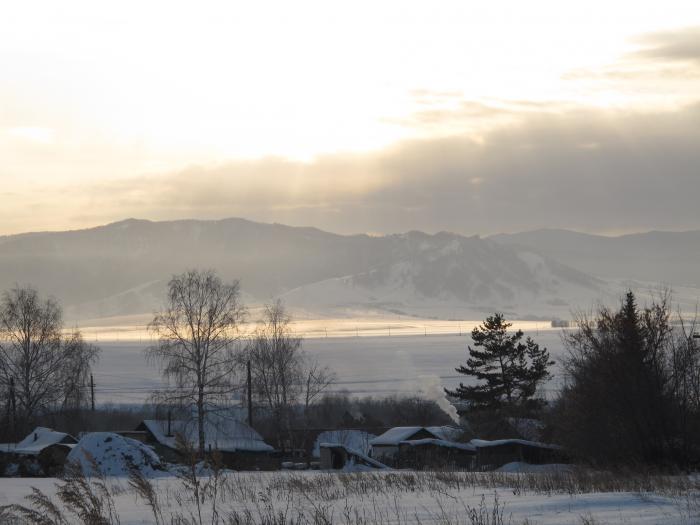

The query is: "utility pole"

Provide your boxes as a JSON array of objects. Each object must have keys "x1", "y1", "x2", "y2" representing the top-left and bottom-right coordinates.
[
  {"x1": 9, "y1": 376, "x2": 16, "y2": 440},
  {"x1": 90, "y1": 374, "x2": 95, "y2": 411},
  {"x1": 247, "y1": 360, "x2": 253, "y2": 427}
]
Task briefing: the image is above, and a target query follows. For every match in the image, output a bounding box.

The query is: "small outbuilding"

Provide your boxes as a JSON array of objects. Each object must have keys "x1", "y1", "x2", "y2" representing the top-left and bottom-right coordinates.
[
  {"x1": 312, "y1": 430, "x2": 376, "y2": 459},
  {"x1": 319, "y1": 443, "x2": 390, "y2": 471}
]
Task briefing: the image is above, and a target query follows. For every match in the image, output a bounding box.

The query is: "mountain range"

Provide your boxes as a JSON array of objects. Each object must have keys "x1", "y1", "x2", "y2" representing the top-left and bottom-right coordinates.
[{"x1": 0, "y1": 218, "x2": 697, "y2": 321}]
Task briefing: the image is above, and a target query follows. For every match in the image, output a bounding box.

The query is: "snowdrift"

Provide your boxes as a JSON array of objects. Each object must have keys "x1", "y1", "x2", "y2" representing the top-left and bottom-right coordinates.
[{"x1": 67, "y1": 432, "x2": 164, "y2": 477}]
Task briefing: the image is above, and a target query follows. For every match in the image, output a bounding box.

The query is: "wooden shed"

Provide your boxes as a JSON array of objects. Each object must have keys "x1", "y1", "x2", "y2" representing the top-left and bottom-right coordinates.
[{"x1": 319, "y1": 443, "x2": 389, "y2": 471}]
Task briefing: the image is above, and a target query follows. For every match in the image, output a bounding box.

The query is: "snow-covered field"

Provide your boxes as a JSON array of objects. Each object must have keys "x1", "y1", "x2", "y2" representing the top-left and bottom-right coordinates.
[
  {"x1": 91, "y1": 329, "x2": 569, "y2": 404},
  {"x1": 0, "y1": 470, "x2": 697, "y2": 524}
]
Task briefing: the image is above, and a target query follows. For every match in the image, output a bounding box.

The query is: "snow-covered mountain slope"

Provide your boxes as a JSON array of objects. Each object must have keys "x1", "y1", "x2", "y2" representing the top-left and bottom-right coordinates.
[
  {"x1": 0, "y1": 218, "x2": 695, "y2": 321},
  {"x1": 281, "y1": 231, "x2": 609, "y2": 319}
]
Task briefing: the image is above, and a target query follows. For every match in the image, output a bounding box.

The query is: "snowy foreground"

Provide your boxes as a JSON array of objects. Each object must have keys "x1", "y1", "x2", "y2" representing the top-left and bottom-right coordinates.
[{"x1": 1, "y1": 469, "x2": 698, "y2": 525}]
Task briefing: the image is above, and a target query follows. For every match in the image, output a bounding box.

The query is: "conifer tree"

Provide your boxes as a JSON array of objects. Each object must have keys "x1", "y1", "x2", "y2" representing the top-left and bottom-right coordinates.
[{"x1": 446, "y1": 313, "x2": 553, "y2": 413}]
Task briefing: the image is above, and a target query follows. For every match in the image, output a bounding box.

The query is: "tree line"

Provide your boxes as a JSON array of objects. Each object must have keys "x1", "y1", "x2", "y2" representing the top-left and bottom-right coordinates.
[
  {"x1": 4, "y1": 268, "x2": 699, "y2": 470},
  {"x1": 0, "y1": 287, "x2": 99, "y2": 439},
  {"x1": 449, "y1": 291, "x2": 700, "y2": 469}
]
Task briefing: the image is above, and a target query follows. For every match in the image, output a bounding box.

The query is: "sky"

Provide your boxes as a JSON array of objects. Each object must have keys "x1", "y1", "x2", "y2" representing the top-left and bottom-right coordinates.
[{"x1": 1, "y1": 0, "x2": 700, "y2": 236}]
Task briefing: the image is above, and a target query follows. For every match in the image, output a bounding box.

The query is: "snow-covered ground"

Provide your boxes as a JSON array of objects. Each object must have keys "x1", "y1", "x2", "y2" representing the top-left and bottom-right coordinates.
[
  {"x1": 91, "y1": 330, "x2": 569, "y2": 404},
  {"x1": 0, "y1": 470, "x2": 697, "y2": 524}
]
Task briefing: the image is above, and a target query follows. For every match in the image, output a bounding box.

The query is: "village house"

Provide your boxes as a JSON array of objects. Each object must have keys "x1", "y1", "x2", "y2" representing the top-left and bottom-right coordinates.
[
  {"x1": 398, "y1": 438, "x2": 476, "y2": 469},
  {"x1": 130, "y1": 417, "x2": 277, "y2": 470},
  {"x1": 0, "y1": 427, "x2": 77, "y2": 476},
  {"x1": 369, "y1": 426, "x2": 463, "y2": 467},
  {"x1": 470, "y1": 438, "x2": 565, "y2": 469},
  {"x1": 367, "y1": 425, "x2": 565, "y2": 471}
]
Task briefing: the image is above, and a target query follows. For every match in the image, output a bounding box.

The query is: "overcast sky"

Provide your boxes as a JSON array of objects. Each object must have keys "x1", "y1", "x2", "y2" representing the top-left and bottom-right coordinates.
[{"x1": 2, "y1": 1, "x2": 700, "y2": 236}]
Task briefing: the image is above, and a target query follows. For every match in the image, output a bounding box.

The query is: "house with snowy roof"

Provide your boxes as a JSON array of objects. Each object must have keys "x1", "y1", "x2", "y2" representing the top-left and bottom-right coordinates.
[
  {"x1": 0, "y1": 427, "x2": 78, "y2": 476},
  {"x1": 470, "y1": 438, "x2": 565, "y2": 470},
  {"x1": 398, "y1": 438, "x2": 476, "y2": 469},
  {"x1": 133, "y1": 416, "x2": 276, "y2": 470},
  {"x1": 369, "y1": 426, "x2": 464, "y2": 466}
]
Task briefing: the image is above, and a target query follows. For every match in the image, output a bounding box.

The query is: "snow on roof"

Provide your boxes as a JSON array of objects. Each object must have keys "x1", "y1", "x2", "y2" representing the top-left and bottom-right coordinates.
[
  {"x1": 370, "y1": 426, "x2": 427, "y2": 446},
  {"x1": 430, "y1": 426, "x2": 464, "y2": 441},
  {"x1": 10, "y1": 427, "x2": 77, "y2": 456},
  {"x1": 312, "y1": 430, "x2": 376, "y2": 458},
  {"x1": 399, "y1": 438, "x2": 476, "y2": 452},
  {"x1": 318, "y1": 442, "x2": 390, "y2": 470},
  {"x1": 370, "y1": 426, "x2": 462, "y2": 446},
  {"x1": 470, "y1": 438, "x2": 562, "y2": 451},
  {"x1": 141, "y1": 417, "x2": 274, "y2": 453}
]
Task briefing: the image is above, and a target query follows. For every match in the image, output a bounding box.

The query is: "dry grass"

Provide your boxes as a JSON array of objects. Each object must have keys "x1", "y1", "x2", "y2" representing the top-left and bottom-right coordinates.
[{"x1": 1, "y1": 466, "x2": 698, "y2": 524}]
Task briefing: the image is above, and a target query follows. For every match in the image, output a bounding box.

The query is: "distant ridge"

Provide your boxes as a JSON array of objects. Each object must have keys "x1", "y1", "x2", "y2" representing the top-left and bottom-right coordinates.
[
  {"x1": 490, "y1": 228, "x2": 700, "y2": 287},
  {"x1": 0, "y1": 218, "x2": 697, "y2": 320}
]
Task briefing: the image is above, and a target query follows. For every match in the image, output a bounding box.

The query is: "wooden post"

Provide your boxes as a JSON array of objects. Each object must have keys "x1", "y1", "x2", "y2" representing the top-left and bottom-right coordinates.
[
  {"x1": 9, "y1": 376, "x2": 16, "y2": 439},
  {"x1": 90, "y1": 374, "x2": 95, "y2": 411},
  {"x1": 247, "y1": 360, "x2": 253, "y2": 427}
]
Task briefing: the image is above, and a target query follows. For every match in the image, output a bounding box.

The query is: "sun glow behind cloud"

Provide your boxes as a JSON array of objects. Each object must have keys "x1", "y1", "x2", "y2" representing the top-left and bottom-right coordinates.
[{"x1": 1, "y1": 0, "x2": 699, "y2": 234}]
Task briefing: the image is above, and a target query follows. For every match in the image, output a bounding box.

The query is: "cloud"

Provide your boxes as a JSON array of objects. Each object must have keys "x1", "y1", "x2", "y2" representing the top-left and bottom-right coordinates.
[
  {"x1": 563, "y1": 26, "x2": 700, "y2": 87},
  {"x1": 3, "y1": 101, "x2": 693, "y2": 237},
  {"x1": 633, "y1": 26, "x2": 700, "y2": 65}
]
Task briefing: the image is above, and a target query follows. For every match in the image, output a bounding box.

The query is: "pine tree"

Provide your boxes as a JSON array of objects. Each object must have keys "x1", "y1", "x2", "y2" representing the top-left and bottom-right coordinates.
[{"x1": 446, "y1": 313, "x2": 553, "y2": 413}]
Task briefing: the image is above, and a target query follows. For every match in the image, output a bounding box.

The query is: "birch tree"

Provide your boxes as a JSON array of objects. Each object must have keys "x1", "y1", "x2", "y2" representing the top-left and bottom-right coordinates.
[{"x1": 147, "y1": 270, "x2": 246, "y2": 457}]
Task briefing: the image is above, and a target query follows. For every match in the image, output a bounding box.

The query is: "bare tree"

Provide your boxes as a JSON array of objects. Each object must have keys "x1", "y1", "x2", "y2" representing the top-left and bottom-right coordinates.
[
  {"x1": 61, "y1": 330, "x2": 101, "y2": 411},
  {"x1": 246, "y1": 301, "x2": 303, "y2": 419},
  {"x1": 0, "y1": 286, "x2": 99, "y2": 431},
  {"x1": 147, "y1": 270, "x2": 246, "y2": 457},
  {"x1": 244, "y1": 300, "x2": 335, "y2": 443},
  {"x1": 303, "y1": 358, "x2": 336, "y2": 412}
]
